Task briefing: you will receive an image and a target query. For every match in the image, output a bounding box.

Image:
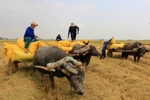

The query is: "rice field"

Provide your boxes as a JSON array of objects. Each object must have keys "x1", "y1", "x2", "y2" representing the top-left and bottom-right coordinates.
[{"x1": 0, "y1": 40, "x2": 150, "y2": 100}]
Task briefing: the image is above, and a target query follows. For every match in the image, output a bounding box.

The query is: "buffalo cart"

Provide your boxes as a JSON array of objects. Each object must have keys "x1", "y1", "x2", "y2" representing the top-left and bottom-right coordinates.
[
  {"x1": 7, "y1": 59, "x2": 33, "y2": 75},
  {"x1": 107, "y1": 48, "x2": 137, "y2": 57},
  {"x1": 7, "y1": 45, "x2": 90, "y2": 75}
]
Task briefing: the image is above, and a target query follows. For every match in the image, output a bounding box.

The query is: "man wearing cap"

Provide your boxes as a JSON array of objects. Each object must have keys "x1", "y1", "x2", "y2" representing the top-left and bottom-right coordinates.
[
  {"x1": 67, "y1": 23, "x2": 79, "y2": 41},
  {"x1": 23, "y1": 22, "x2": 38, "y2": 53}
]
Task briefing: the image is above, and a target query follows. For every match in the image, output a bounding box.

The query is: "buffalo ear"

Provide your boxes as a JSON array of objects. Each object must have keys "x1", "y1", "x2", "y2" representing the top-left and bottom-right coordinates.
[{"x1": 61, "y1": 69, "x2": 70, "y2": 76}]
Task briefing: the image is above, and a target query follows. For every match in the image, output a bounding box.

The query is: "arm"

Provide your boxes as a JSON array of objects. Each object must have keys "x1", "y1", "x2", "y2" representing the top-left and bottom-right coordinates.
[
  {"x1": 76, "y1": 26, "x2": 79, "y2": 33},
  {"x1": 106, "y1": 37, "x2": 113, "y2": 45},
  {"x1": 60, "y1": 36, "x2": 62, "y2": 40},
  {"x1": 68, "y1": 27, "x2": 70, "y2": 38}
]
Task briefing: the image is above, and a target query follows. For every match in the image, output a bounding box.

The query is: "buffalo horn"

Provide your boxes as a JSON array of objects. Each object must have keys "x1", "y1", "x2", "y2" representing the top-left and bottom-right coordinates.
[
  {"x1": 138, "y1": 45, "x2": 143, "y2": 48},
  {"x1": 65, "y1": 56, "x2": 82, "y2": 67},
  {"x1": 61, "y1": 69, "x2": 70, "y2": 76},
  {"x1": 46, "y1": 56, "x2": 82, "y2": 69},
  {"x1": 64, "y1": 62, "x2": 78, "y2": 74},
  {"x1": 35, "y1": 65, "x2": 55, "y2": 72}
]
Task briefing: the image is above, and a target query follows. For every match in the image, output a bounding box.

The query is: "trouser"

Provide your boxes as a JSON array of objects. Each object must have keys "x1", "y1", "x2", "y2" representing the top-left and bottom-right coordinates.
[
  {"x1": 100, "y1": 50, "x2": 106, "y2": 59},
  {"x1": 24, "y1": 37, "x2": 38, "y2": 48},
  {"x1": 71, "y1": 33, "x2": 76, "y2": 41}
]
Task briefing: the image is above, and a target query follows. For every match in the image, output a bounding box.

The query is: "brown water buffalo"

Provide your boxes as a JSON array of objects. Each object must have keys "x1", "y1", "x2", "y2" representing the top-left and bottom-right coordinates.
[
  {"x1": 70, "y1": 44, "x2": 101, "y2": 66},
  {"x1": 122, "y1": 42, "x2": 147, "y2": 62},
  {"x1": 33, "y1": 46, "x2": 85, "y2": 95}
]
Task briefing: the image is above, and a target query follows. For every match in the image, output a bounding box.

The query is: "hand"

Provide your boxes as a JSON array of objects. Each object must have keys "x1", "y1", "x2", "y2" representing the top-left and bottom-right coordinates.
[
  {"x1": 67, "y1": 36, "x2": 69, "y2": 38},
  {"x1": 35, "y1": 35, "x2": 38, "y2": 38}
]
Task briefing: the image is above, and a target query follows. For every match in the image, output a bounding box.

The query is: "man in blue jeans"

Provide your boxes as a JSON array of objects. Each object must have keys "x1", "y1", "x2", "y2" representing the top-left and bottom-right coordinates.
[
  {"x1": 100, "y1": 37, "x2": 113, "y2": 59},
  {"x1": 24, "y1": 22, "x2": 38, "y2": 53}
]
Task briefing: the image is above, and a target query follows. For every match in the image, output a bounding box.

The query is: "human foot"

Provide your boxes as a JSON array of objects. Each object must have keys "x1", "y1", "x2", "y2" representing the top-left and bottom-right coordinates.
[{"x1": 24, "y1": 49, "x2": 28, "y2": 54}]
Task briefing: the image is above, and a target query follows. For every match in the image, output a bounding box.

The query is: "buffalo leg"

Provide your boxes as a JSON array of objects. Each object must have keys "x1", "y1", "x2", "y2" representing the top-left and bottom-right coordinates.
[
  {"x1": 49, "y1": 73, "x2": 55, "y2": 89},
  {"x1": 134, "y1": 55, "x2": 136, "y2": 62},
  {"x1": 137, "y1": 56, "x2": 140, "y2": 62},
  {"x1": 125, "y1": 55, "x2": 128, "y2": 59}
]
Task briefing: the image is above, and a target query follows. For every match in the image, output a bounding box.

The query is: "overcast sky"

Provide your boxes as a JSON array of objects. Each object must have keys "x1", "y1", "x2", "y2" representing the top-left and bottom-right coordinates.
[{"x1": 1, "y1": 0, "x2": 150, "y2": 40}]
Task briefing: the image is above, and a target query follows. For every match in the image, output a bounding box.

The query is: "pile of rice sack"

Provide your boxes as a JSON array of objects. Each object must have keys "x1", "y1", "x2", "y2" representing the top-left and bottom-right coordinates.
[
  {"x1": 107, "y1": 37, "x2": 125, "y2": 50},
  {"x1": 47, "y1": 39, "x2": 89, "y2": 53},
  {"x1": 3, "y1": 38, "x2": 89, "y2": 62},
  {"x1": 3, "y1": 38, "x2": 47, "y2": 62}
]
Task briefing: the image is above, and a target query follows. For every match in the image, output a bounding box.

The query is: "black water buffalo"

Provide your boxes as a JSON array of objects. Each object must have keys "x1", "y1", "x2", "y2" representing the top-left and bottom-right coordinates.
[
  {"x1": 33, "y1": 46, "x2": 84, "y2": 95},
  {"x1": 122, "y1": 42, "x2": 147, "y2": 62},
  {"x1": 70, "y1": 44, "x2": 101, "y2": 66}
]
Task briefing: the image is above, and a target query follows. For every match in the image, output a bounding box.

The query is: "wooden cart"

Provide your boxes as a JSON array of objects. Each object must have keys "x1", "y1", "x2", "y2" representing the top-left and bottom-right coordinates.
[
  {"x1": 107, "y1": 48, "x2": 137, "y2": 57},
  {"x1": 7, "y1": 45, "x2": 90, "y2": 75}
]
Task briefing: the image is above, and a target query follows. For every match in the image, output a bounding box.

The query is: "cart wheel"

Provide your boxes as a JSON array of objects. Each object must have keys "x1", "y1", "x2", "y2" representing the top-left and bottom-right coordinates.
[
  {"x1": 7, "y1": 61, "x2": 19, "y2": 75},
  {"x1": 107, "y1": 50, "x2": 113, "y2": 57}
]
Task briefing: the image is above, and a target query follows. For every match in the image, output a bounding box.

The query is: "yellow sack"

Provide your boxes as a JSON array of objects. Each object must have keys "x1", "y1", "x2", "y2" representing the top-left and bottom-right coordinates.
[
  {"x1": 107, "y1": 43, "x2": 125, "y2": 50},
  {"x1": 69, "y1": 41, "x2": 85, "y2": 47},
  {"x1": 47, "y1": 41, "x2": 57, "y2": 46},
  {"x1": 3, "y1": 42, "x2": 8, "y2": 55},
  {"x1": 57, "y1": 40, "x2": 70, "y2": 47},
  {"x1": 17, "y1": 38, "x2": 39, "y2": 54},
  {"x1": 38, "y1": 41, "x2": 48, "y2": 47},
  {"x1": 59, "y1": 45, "x2": 73, "y2": 52},
  {"x1": 11, "y1": 45, "x2": 34, "y2": 62},
  {"x1": 3, "y1": 42, "x2": 13, "y2": 61},
  {"x1": 81, "y1": 39, "x2": 89, "y2": 44},
  {"x1": 110, "y1": 37, "x2": 116, "y2": 44}
]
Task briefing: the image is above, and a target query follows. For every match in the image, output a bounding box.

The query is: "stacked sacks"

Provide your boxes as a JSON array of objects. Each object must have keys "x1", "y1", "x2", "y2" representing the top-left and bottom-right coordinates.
[
  {"x1": 38, "y1": 41, "x2": 48, "y2": 47},
  {"x1": 48, "y1": 40, "x2": 85, "y2": 53},
  {"x1": 69, "y1": 41, "x2": 85, "y2": 47},
  {"x1": 109, "y1": 37, "x2": 116, "y2": 44},
  {"x1": 108, "y1": 42, "x2": 125, "y2": 50},
  {"x1": 48, "y1": 40, "x2": 72, "y2": 53},
  {"x1": 3, "y1": 42, "x2": 33, "y2": 62},
  {"x1": 81, "y1": 38, "x2": 89, "y2": 45},
  {"x1": 107, "y1": 37, "x2": 125, "y2": 50},
  {"x1": 3, "y1": 38, "x2": 48, "y2": 62},
  {"x1": 17, "y1": 38, "x2": 39, "y2": 54}
]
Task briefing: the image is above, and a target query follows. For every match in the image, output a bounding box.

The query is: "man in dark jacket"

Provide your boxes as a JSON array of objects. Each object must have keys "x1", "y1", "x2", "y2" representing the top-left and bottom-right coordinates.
[
  {"x1": 67, "y1": 23, "x2": 79, "y2": 41},
  {"x1": 23, "y1": 22, "x2": 38, "y2": 53},
  {"x1": 100, "y1": 37, "x2": 113, "y2": 59}
]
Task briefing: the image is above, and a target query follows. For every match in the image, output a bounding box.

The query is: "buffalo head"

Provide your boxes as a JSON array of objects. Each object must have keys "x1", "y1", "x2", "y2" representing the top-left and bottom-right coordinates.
[
  {"x1": 137, "y1": 45, "x2": 146, "y2": 57},
  {"x1": 70, "y1": 44, "x2": 101, "y2": 66},
  {"x1": 36, "y1": 62, "x2": 85, "y2": 95},
  {"x1": 63, "y1": 62, "x2": 84, "y2": 95},
  {"x1": 71, "y1": 44, "x2": 101, "y2": 57},
  {"x1": 88, "y1": 45, "x2": 101, "y2": 56}
]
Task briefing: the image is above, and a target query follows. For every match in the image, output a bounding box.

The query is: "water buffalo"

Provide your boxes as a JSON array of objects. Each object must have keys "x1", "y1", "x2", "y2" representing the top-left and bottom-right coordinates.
[
  {"x1": 70, "y1": 44, "x2": 101, "y2": 66},
  {"x1": 122, "y1": 42, "x2": 147, "y2": 62},
  {"x1": 33, "y1": 46, "x2": 85, "y2": 95}
]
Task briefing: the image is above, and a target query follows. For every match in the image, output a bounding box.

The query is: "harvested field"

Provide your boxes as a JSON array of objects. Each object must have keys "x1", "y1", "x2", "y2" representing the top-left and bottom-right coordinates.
[{"x1": 0, "y1": 40, "x2": 150, "y2": 100}]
